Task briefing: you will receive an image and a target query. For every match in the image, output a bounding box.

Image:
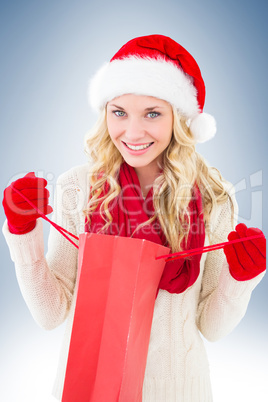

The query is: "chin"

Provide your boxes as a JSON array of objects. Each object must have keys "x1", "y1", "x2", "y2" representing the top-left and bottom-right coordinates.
[{"x1": 122, "y1": 156, "x2": 150, "y2": 168}]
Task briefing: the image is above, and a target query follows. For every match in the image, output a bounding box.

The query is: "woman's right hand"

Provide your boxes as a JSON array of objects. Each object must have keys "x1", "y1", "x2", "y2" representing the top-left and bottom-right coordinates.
[{"x1": 2, "y1": 172, "x2": 53, "y2": 234}]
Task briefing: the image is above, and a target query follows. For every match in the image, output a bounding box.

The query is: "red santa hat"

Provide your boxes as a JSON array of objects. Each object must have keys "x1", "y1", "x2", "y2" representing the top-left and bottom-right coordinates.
[{"x1": 89, "y1": 34, "x2": 216, "y2": 143}]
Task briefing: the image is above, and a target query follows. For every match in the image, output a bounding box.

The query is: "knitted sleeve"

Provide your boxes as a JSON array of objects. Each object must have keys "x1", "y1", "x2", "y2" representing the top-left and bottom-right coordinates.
[
  {"x1": 2, "y1": 165, "x2": 89, "y2": 330},
  {"x1": 196, "y1": 189, "x2": 265, "y2": 342}
]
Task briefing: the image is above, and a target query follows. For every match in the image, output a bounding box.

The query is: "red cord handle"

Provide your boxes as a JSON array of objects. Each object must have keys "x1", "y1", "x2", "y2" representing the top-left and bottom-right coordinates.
[
  {"x1": 11, "y1": 185, "x2": 79, "y2": 249},
  {"x1": 156, "y1": 234, "x2": 265, "y2": 262},
  {"x1": 10, "y1": 185, "x2": 265, "y2": 258}
]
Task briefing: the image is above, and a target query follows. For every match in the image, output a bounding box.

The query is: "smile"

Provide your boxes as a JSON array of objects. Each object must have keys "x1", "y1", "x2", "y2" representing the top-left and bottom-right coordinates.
[{"x1": 123, "y1": 142, "x2": 154, "y2": 151}]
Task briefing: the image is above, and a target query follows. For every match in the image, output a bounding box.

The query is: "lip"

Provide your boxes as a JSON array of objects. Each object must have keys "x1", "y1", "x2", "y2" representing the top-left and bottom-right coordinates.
[{"x1": 122, "y1": 141, "x2": 154, "y2": 155}]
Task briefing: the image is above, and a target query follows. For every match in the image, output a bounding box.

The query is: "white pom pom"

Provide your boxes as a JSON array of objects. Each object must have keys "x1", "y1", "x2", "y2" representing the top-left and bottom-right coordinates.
[{"x1": 189, "y1": 113, "x2": 216, "y2": 143}]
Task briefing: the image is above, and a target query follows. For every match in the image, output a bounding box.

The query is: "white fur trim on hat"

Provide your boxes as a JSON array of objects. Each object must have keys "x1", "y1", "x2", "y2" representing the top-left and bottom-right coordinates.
[
  {"x1": 89, "y1": 56, "x2": 200, "y2": 117},
  {"x1": 88, "y1": 56, "x2": 216, "y2": 143}
]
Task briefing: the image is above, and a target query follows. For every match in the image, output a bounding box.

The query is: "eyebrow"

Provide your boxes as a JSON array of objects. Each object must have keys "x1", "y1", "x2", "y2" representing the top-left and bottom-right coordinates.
[
  {"x1": 108, "y1": 104, "x2": 164, "y2": 111},
  {"x1": 144, "y1": 106, "x2": 164, "y2": 111},
  {"x1": 108, "y1": 104, "x2": 125, "y2": 110}
]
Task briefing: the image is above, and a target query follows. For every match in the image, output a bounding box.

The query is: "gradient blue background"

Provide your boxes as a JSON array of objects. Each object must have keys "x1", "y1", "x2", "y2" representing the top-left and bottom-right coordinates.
[{"x1": 1, "y1": 1, "x2": 267, "y2": 401}]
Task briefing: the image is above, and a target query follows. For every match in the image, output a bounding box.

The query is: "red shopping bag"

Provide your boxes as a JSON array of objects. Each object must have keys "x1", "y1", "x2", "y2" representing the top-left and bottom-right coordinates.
[{"x1": 62, "y1": 233, "x2": 169, "y2": 402}]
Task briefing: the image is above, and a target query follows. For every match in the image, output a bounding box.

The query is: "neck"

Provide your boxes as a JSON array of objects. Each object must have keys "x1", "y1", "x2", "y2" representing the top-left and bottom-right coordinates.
[{"x1": 134, "y1": 163, "x2": 161, "y2": 198}]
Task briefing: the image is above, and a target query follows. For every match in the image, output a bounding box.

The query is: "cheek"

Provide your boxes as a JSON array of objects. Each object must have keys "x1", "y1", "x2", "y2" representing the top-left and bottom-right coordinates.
[
  {"x1": 106, "y1": 118, "x2": 118, "y2": 142},
  {"x1": 166, "y1": 119, "x2": 173, "y2": 143},
  {"x1": 107, "y1": 126, "x2": 124, "y2": 154},
  {"x1": 155, "y1": 121, "x2": 173, "y2": 144}
]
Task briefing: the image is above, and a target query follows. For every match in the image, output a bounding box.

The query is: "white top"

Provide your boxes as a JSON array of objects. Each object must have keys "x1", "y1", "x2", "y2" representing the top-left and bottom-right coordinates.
[{"x1": 2, "y1": 163, "x2": 265, "y2": 401}]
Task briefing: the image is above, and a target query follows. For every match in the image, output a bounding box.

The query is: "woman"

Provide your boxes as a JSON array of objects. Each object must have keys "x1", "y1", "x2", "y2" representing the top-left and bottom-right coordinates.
[{"x1": 2, "y1": 35, "x2": 266, "y2": 401}]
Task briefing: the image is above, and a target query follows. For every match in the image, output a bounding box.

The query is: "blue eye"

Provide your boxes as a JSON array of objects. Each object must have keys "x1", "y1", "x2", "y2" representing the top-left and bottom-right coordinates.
[
  {"x1": 114, "y1": 110, "x2": 126, "y2": 117},
  {"x1": 147, "y1": 112, "x2": 160, "y2": 118}
]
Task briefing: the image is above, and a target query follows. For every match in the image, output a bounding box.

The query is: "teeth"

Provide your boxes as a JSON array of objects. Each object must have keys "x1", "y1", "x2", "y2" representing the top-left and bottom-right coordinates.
[{"x1": 124, "y1": 142, "x2": 152, "y2": 150}]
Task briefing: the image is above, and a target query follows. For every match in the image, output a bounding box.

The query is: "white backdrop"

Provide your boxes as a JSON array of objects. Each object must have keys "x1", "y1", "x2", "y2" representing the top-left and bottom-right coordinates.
[{"x1": 1, "y1": 1, "x2": 267, "y2": 401}]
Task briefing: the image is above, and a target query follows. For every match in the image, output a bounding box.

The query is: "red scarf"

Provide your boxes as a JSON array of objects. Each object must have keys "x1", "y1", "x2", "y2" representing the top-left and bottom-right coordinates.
[{"x1": 85, "y1": 162, "x2": 205, "y2": 294}]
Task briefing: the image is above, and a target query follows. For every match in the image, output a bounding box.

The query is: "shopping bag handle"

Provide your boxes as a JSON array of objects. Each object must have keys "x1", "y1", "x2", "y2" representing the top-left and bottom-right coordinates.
[
  {"x1": 156, "y1": 234, "x2": 265, "y2": 262},
  {"x1": 10, "y1": 185, "x2": 79, "y2": 249},
  {"x1": 10, "y1": 185, "x2": 265, "y2": 257}
]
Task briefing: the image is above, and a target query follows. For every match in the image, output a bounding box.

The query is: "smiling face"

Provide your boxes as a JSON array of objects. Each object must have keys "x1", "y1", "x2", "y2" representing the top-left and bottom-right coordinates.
[{"x1": 106, "y1": 94, "x2": 173, "y2": 179}]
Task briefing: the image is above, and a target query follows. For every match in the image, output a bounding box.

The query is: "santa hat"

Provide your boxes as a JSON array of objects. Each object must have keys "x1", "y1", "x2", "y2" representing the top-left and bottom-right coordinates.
[{"x1": 89, "y1": 34, "x2": 216, "y2": 143}]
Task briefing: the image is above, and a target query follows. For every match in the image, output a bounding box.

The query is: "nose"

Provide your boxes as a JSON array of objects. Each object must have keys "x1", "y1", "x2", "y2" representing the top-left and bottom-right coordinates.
[{"x1": 124, "y1": 117, "x2": 146, "y2": 142}]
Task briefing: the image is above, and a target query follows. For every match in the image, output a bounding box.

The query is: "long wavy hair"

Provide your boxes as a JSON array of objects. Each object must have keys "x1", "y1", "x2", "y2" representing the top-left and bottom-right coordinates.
[{"x1": 84, "y1": 106, "x2": 233, "y2": 252}]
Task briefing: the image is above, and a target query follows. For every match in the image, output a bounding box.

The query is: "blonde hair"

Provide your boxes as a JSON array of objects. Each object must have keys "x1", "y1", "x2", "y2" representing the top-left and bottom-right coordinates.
[{"x1": 84, "y1": 106, "x2": 232, "y2": 252}]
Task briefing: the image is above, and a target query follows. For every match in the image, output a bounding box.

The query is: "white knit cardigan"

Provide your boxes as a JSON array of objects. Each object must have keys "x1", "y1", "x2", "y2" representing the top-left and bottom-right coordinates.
[{"x1": 2, "y1": 163, "x2": 265, "y2": 402}]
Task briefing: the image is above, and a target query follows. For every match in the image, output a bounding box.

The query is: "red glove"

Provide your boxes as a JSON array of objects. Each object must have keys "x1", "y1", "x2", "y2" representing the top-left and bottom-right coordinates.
[
  {"x1": 2, "y1": 172, "x2": 53, "y2": 234},
  {"x1": 224, "y1": 223, "x2": 266, "y2": 281}
]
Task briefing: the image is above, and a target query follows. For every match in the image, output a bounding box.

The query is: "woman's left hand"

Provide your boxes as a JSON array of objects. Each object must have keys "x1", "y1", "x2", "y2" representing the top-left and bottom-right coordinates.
[{"x1": 224, "y1": 223, "x2": 266, "y2": 281}]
